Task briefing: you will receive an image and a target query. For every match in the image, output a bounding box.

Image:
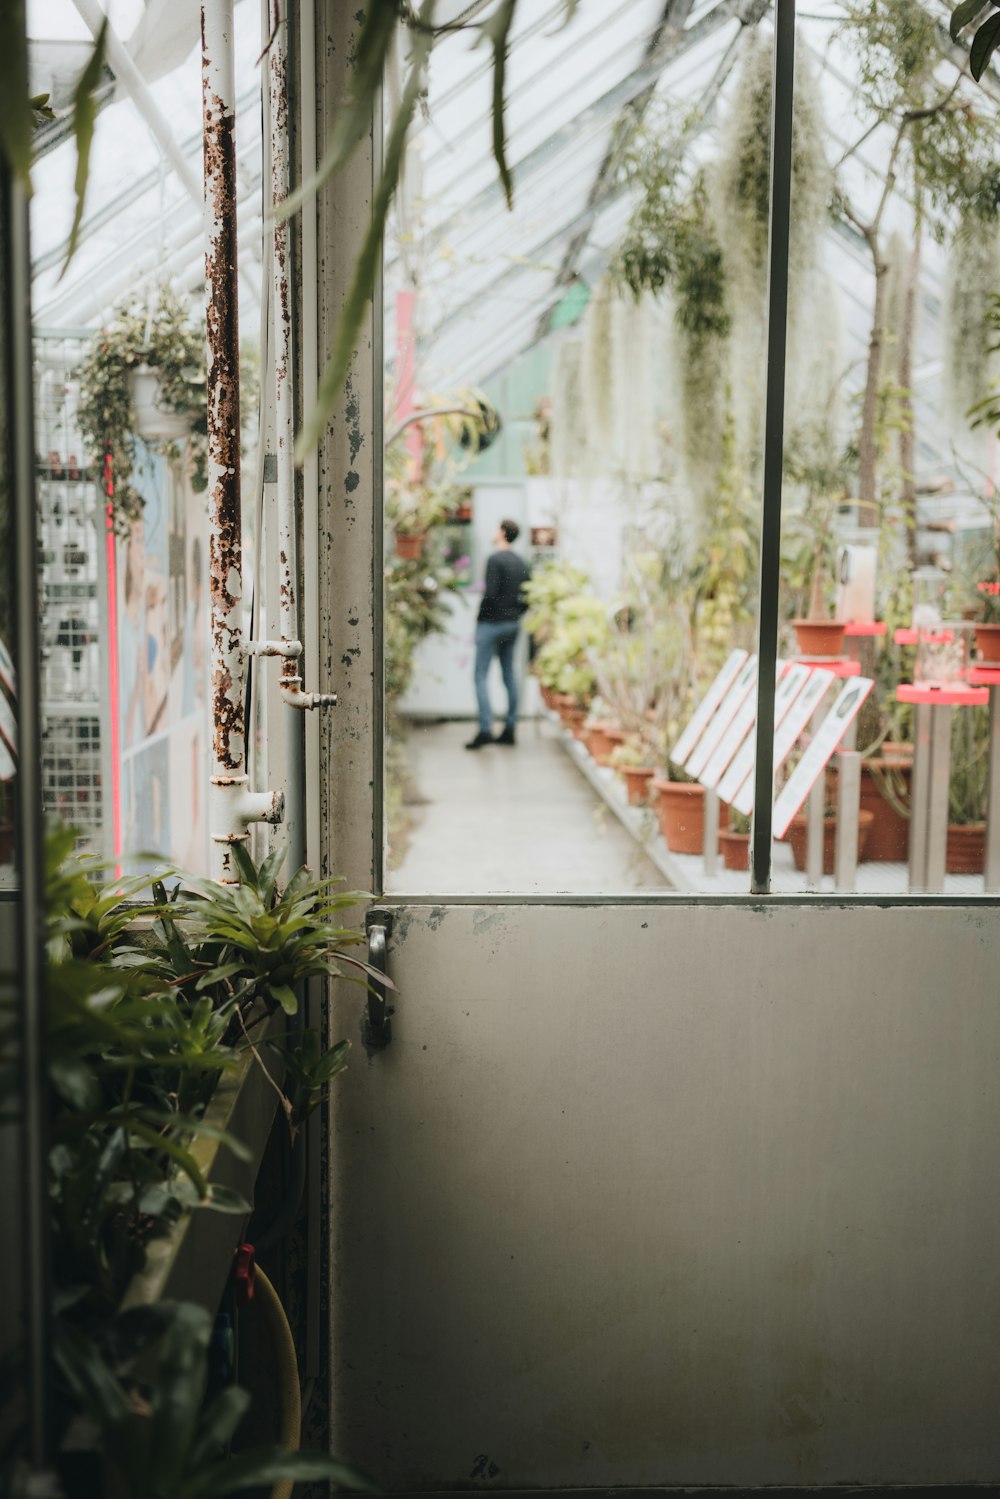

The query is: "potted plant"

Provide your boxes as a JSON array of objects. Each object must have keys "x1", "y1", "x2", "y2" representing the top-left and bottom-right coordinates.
[
  {"x1": 785, "y1": 774, "x2": 876, "y2": 875},
  {"x1": 783, "y1": 435, "x2": 852, "y2": 658},
  {"x1": 609, "y1": 734, "x2": 657, "y2": 804},
  {"x1": 718, "y1": 806, "x2": 751, "y2": 870},
  {"x1": 946, "y1": 704, "x2": 988, "y2": 873},
  {"x1": 76, "y1": 286, "x2": 208, "y2": 535}
]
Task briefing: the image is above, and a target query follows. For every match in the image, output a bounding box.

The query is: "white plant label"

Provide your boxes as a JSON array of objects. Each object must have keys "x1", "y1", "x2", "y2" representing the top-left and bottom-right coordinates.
[
  {"x1": 772, "y1": 676, "x2": 874, "y2": 839},
  {"x1": 0, "y1": 689, "x2": 16, "y2": 758},
  {"x1": 731, "y1": 667, "x2": 835, "y2": 816},
  {"x1": 0, "y1": 638, "x2": 15, "y2": 698},
  {"x1": 670, "y1": 649, "x2": 747, "y2": 768},
  {"x1": 684, "y1": 656, "x2": 758, "y2": 779},
  {"x1": 716, "y1": 663, "x2": 811, "y2": 804}
]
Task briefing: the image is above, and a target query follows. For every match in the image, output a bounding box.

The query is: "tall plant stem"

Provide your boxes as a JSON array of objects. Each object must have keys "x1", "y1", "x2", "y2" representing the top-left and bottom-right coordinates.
[{"x1": 898, "y1": 197, "x2": 923, "y2": 567}]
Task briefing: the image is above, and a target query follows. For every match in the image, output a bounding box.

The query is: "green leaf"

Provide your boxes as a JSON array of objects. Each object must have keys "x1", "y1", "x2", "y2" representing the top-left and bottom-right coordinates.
[
  {"x1": 971, "y1": 10, "x2": 1000, "y2": 75},
  {"x1": 294, "y1": 5, "x2": 434, "y2": 463},
  {"x1": 185, "y1": 1447, "x2": 379, "y2": 1498},
  {"x1": 229, "y1": 838, "x2": 259, "y2": 892},
  {"x1": 61, "y1": 20, "x2": 108, "y2": 273},
  {"x1": 0, "y1": 1, "x2": 31, "y2": 192},
  {"x1": 482, "y1": 0, "x2": 518, "y2": 210},
  {"x1": 268, "y1": 982, "x2": 299, "y2": 1016},
  {"x1": 951, "y1": 0, "x2": 992, "y2": 38}
]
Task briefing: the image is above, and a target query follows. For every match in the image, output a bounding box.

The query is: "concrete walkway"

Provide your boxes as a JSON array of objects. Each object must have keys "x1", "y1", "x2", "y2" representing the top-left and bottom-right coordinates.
[{"x1": 388, "y1": 718, "x2": 666, "y2": 895}]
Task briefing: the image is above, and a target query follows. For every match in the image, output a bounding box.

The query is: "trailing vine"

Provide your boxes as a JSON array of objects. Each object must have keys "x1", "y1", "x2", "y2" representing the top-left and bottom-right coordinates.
[{"x1": 76, "y1": 287, "x2": 207, "y2": 535}]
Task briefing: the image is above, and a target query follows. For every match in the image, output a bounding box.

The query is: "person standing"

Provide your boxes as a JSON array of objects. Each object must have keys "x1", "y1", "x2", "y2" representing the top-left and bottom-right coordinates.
[{"x1": 465, "y1": 519, "x2": 531, "y2": 749}]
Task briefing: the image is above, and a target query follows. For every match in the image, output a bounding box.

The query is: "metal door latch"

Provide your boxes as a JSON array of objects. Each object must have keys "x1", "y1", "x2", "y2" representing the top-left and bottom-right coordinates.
[{"x1": 364, "y1": 911, "x2": 393, "y2": 1049}]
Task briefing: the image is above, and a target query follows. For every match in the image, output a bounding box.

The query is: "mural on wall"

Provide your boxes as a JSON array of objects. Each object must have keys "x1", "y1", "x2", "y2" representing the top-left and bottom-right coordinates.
[{"x1": 118, "y1": 444, "x2": 209, "y2": 874}]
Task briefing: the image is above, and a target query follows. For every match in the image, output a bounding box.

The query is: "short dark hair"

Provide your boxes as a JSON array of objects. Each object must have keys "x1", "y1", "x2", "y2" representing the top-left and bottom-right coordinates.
[{"x1": 499, "y1": 518, "x2": 520, "y2": 544}]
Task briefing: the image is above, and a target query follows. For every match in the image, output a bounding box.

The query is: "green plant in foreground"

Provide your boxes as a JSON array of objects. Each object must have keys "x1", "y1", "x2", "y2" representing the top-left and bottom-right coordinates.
[{"x1": 56, "y1": 1301, "x2": 376, "y2": 1498}]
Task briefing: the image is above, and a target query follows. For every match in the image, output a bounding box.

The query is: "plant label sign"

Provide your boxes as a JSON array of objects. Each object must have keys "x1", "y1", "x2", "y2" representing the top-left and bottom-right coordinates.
[
  {"x1": 0, "y1": 637, "x2": 15, "y2": 699},
  {"x1": 716, "y1": 662, "x2": 811, "y2": 804},
  {"x1": 0, "y1": 688, "x2": 16, "y2": 760},
  {"x1": 684, "y1": 655, "x2": 758, "y2": 779},
  {"x1": 689, "y1": 653, "x2": 758, "y2": 779},
  {"x1": 670, "y1": 649, "x2": 748, "y2": 767},
  {"x1": 729, "y1": 665, "x2": 835, "y2": 815},
  {"x1": 772, "y1": 676, "x2": 874, "y2": 839}
]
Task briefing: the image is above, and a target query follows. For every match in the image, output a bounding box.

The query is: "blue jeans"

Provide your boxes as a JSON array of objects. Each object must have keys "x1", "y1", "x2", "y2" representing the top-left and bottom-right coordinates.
[{"x1": 474, "y1": 619, "x2": 520, "y2": 734}]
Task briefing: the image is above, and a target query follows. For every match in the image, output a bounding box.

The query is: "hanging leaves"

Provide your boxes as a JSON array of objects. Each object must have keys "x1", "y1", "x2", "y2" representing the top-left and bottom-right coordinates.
[{"x1": 62, "y1": 20, "x2": 108, "y2": 274}]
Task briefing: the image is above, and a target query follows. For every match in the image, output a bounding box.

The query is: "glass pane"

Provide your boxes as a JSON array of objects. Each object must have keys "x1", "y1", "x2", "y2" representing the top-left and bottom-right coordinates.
[
  {"x1": 383, "y1": 2, "x2": 765, "y2": 895},
  {"x1": 27, "y1": 0, "x2": 264, "y2": 877},
  {"x1": 776, "y1": 1, "x2": 999, "y2": 895}
]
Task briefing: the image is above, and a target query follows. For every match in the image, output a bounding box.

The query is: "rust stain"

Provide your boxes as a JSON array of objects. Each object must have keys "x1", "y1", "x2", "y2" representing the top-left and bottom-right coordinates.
[{"x1": 203, "y1": 60, "x2": 244, "y2": 775}]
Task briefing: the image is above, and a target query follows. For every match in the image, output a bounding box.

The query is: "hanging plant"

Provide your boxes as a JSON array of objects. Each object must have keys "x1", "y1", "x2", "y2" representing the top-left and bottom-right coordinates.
[
  {"x1": 946, "y1": 212, "x2": 1000, "y2": 430},
  {"x1": 76, "y1": 287, "x2": 208, "y2": 536},
  {"x1": 713, "y1": 32, "x2": 832, "y2": 464},
  {"x1": 548, "y1": 337, "x2": 587, "y2": 477},
  {"x1": 582, "y1": 274, "x2": 616, "y2": 450}
]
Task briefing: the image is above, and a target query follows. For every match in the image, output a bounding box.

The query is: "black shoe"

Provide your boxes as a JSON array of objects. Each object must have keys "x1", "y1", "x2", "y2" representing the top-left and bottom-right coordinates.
[
  {"x1": 465, "y1": 731, "x2": 494, "y2": 750},
  {"x1": 494, "y1": 726, "x2": 516, "y2": 746}
]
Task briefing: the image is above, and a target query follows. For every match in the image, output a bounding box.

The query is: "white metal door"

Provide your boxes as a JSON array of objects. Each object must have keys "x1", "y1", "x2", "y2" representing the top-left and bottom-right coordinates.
[{"x1": 303, "y1": 8, "x2": 1000, "y2": 1489}]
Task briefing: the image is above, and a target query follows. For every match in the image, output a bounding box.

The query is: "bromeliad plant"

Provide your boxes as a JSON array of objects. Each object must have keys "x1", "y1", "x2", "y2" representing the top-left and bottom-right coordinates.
[{"x1": 11, "y1": 826, "x2": 378, "y2": 1491}]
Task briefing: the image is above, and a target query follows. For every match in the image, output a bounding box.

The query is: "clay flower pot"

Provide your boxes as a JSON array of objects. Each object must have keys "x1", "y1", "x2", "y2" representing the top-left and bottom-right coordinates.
[
  {"x1": 859, "y1": 753, "x2": 912, "y2": 862},
  {"x1": 787, "y1": 808, "x2": 875, "y2": 875},
  {"x1": 394, "y1": 532, "x2": 427, "y2": 561},
  {"x1": 946, "y1": 823, "x2": 985, "y2": 875},
  {"x1": 620, "y1": 765, "x2": 655, "y2": 806},
  {"x1": 585, "y1": 722, "x2": 624, "y2": 766},
  {"x1": 652, "y1": 778, "x2": 709, "y2": 855},
  {"x1": 973, "y1": 622, "x2": 1000, "y2": 664},
  {"x1": 718, "y1": 828, "x2": 750, "y2": 871},
  {"x1": 792, "y1": 619, "x2": 847, "y2": 658},
  {"x1": 562, "y1": 705, "x2": 588, "y2": 737}
]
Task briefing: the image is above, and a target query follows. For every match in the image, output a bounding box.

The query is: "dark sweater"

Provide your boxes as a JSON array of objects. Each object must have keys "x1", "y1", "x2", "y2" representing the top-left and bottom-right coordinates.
[{"x1": 477, "y1": 549, "x2": 532, "y2": 623}]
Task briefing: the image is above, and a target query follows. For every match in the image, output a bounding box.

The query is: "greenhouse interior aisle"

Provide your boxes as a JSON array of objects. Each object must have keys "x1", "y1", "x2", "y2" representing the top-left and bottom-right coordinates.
[{"x1": 389, "y1": 719, "x2": 667, "y2": 894}]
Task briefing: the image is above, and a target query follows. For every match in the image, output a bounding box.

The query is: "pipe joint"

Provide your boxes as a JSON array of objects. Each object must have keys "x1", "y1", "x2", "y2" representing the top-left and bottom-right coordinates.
[
  {"x1": 278, "y1": 679, "x2": 338, "y2": 712},
  {"x1": 210, "y1": 775, "x2": 286, "y2": 882},
  {"x1": 246, "y1": 638, "x2": 303, "y2": 659}
]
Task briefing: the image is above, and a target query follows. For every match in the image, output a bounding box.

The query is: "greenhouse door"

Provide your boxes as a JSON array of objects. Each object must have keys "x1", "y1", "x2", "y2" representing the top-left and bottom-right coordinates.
[{"x1": 301, "y1": 7, "x2": 1000, "y2": 1492}]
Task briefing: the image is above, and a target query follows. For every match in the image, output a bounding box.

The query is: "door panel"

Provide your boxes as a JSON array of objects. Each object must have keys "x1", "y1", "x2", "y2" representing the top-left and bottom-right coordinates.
[{"x1": 331, "y1": 902, "x2": 1000, "y2": 1489}]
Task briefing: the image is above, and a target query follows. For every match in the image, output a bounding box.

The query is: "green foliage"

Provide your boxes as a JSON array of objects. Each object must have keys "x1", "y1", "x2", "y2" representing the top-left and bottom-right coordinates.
[
  {"x1": 285, "y1": 0, "x2": 582, "y2": 462},
  {"x1": 385, "y1": 552, "x2": 466, "y2": 702},
  {"x1": 63, "y1": 21, "x2": 108, "y2": 271},
  {"x1": 55, "y1": 1300, "x2": 376, "y2": 1498},
  {"x1": 949, "y1": 702, "x2": 989, "y2": 822},
  {"x1": 75, "y1": 287, "x2": 208, "y2": 535},
  {"x1": 524, "y1": 559, "x2": 610, "y2": 702},
  {"x1": 947, "y1": 217, "x2": 1000, "y2": 425},
  {"x1": 689, "y1": 411, "x2": 758, "y2": 672},
  {"x1": 17, "y1": 828, "x2": 370, "y2": 1485}
]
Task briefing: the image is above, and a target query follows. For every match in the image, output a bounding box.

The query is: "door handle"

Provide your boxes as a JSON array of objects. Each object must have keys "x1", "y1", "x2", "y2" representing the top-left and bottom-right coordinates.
[{"x1": 364, "y1": 912, "x2": 393, "y2": 1048}]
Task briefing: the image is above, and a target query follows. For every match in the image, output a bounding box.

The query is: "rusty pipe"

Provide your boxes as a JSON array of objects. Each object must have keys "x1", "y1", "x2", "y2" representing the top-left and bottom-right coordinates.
[{"x1": 203, "y1": 0, "x2": 279, "y2": 880}]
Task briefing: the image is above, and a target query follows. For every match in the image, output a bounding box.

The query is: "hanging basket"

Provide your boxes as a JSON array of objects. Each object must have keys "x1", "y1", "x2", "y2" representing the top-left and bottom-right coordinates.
[{"x1": 128, "y1": 364, "x2": 192, "y2": 441}]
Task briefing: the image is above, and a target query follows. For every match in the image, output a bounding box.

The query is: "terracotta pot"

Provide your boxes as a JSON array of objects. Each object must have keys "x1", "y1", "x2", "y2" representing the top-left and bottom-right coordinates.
[
  {"x1": 718, "y1": 828, "x2": 750, "y2": 871},
  {"x1": 974, "y1": 622, "x2": 1000, "y2": 664},
  {"x1": 394, "y1": 532, "x2": 427, "y2": 561},
  {"x1": 859, "y1": 756, "x2": 912, "y2": 862},
  {"x1": 562, "y1": 706, "x2": 587, "y2": 737},
  {"x1": 652, "y1": 778, "x2": 715, "y2": 856},
  {"x1": 792, "y1": 619, "x2": 847, "y2": 658},
  {"x1": 787, "y1": 808, "x2": 875, "y2": 875},
  {"x1": 620, "y1": 765, "x2": 655, "y2": 806},
  {"x1": 539, "y1": 683, "x2": 558, "y2": 710},
  {"x1": 946, "y1": 823, "x2": 985, "y2": 875},
  {"x1": 585, "y1": 722, "x2": 623, "y2": 765}
]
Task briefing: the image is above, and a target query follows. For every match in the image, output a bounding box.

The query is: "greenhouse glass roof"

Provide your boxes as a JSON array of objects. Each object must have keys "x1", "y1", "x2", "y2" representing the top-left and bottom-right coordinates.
[{"x1": 25, "y1": 0, "x2": 1000, "y2": 501}]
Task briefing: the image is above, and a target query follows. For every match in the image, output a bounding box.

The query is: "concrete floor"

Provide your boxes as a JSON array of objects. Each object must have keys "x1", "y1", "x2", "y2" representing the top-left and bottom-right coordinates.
[{"x1": 388, "y1": 718, "x2": 666, "y2": 895}]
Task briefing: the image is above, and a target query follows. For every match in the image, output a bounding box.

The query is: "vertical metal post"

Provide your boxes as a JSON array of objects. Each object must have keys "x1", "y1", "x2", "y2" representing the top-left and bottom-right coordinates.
[
  {"x1": 834, "y1": 749, "x2": 861, "y2": 892},
  {"x1": 750, "y1": 0, "x2": 796, "y2": 894},
  {"x1": 984, "y1": 684, "x2": 1000, "y2": 892},
  {"x1": 2, "y1": 156, "x2": 50, "y2": 1466},
  {"x1": 703, "y1": 785, "x2": 719, "y2": 876},
  {"x1": 926, "y1": 704, "x2": 951, "y2": 894},
  {"x1": 909, "y1": 702, "x2": 931, "y2": 891}
]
